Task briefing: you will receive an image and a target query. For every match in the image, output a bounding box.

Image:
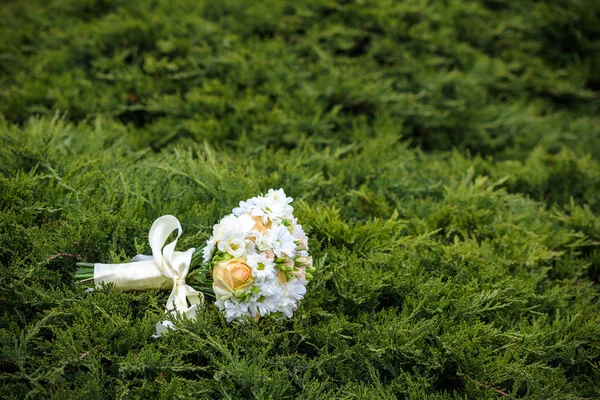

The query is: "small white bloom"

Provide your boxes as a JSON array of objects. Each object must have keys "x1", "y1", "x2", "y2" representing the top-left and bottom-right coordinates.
[
  {"x1": 217, "y1": 233, "x2": 247, "y2": 257},
  {"x1": 251, "y1": 278, "x2": 284, "y2": 316},
  {"x1": 254, "y1": 232, "x2": 272, "y2": 252},
  {"x1": 202, "y1": 238, "x2": 215, "y2": 263},
  {"x1": 233, "y1": 189, "x2": 294, "y2": 224},
  {"x1": 232, "y1": 201, "x2": 249, "y2": 216},
  {"x1": 277, "y1": 297, "x2": 296, "y2": 318},
  {"x1": 248, "y1": 196, "x2": 277, "y2": 224},
  {"x1": 273, "y1": 278, "x2": 307, "y2": 318},
  {"x1": 213, "y1": 214, "x2": 255, "y2": 241},
  {"x1": 291, "y1": 220, "x2": 307, "y2": 240},
  {"x1": 246, "y1": 253, "x2": 277, "y2": 280},
  {"x1": 152, "y1": 320, "x2": 176, "y2": 338},
  {"x1": 268, "y1": 223, "x2": 296, "y2": 258},
  {"x1": 216, "y1": 298, "x2": 251, "y2": 322},
  {"x1": 255, "y1": 294, "x2": 280, "y2": 316},
  {"x1": 285, "y1": 278, "x2": 308, "y2": 301},
  {"x1": 266, "y1": 188, "x2": 294, "y2": 206}
]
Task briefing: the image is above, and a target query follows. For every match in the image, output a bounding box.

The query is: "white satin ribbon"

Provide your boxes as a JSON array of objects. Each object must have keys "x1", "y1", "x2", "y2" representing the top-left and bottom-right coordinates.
[{"x1": 93, "y1": 215, "x2": 202, "y2": 335}]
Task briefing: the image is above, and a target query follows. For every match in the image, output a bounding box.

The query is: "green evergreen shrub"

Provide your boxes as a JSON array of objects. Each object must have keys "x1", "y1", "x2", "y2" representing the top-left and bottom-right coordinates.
[{"x1": 1, "y1": 0, "x2": 599, "y2": 398}]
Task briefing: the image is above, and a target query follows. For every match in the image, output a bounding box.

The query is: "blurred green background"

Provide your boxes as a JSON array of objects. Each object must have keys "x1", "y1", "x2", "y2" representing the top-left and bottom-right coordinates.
[{"x1": 1, "y1": 0, "x2": 600, "y2": 398}]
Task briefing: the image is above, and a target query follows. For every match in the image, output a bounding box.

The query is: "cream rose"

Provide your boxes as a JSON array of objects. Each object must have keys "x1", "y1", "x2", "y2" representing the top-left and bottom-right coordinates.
[{"x1": 212, "y1": 259, "x2": 254, "y2": 300}]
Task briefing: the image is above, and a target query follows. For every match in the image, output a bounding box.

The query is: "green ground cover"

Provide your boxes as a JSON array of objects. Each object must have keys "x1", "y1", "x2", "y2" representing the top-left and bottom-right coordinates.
[{"x1": 1, "y1": 0, "x2": 600, "y2": 398}]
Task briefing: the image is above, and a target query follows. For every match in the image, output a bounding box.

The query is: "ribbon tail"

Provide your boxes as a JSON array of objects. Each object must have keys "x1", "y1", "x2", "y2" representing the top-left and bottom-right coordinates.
[
  {"x1": 187, "y1": 287, "x2": 203, "y2": 306},
  {"x1": 166, "y1": 283, "x2": 203, "y2": 312},
  {"x1": 143, "y1": 215, "x2": 204, "y2": 337},
  {"x1": 183, "y1": 285, "x2": 203, "y2": 320},
  {"x1": 175, "y1": 284, "x2": 189, "y2": 311},
  {"x1": 165, "y1": 285, "x2": 178, "y2": 312}
]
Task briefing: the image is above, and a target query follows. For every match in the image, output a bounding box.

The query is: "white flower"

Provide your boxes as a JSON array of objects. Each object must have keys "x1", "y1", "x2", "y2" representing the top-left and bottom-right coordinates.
[
  {"x1": 268, "y1": 224, "x2": 296, "y2": 258},
  {"x1": 152, "y1": 320, "x2": 176, "y2": 338},
  {"x1": 285, "y1": 278, "x2": 307, "y2": 301},
  {"x1": 272, "y1": 278, "x2": 307, "y2": 318},
  {"x1": 232, "y1": 200, "x2": 251, "y2": 217},
  {"x1": 255, "y1": 293, "x2": 280, "y2": 316},
  {"x1": 202, "y1": 238, "x2": 215, "y2": 263},
  {"x1": 216, "y1": 298, "x2": 251, "y2": 322},
  {"x1": 291, "y1": 220, "x2": 307, "y2": 240},
  {"x1": 246, "y1": 252, "x2": 277, "y2": 280},
  {"x1": 233, "y1": 189, "x2": 294, "y2": 224},
  {"x1": 251, "y1": 278, "x2": 284, "y2": 316},
  {"x1": 254, "y1": 232, "x2": 271, "y2": 252},
  {"x1": 213, "y1": 214, "x2": 255, "y2": 241},
  {"x1": 277, "y1": 297, "x2": 297, "y2": 318},
  {"x1": 217, "y1": 232, "x2": 247, "y2": 258},
  {"x1": 266, "y1": 188, "x2": 294, "y2": 208}
]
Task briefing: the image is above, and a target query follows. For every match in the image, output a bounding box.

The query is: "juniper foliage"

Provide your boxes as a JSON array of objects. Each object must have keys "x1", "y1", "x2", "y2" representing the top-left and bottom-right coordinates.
[{"x1": 1, "y1": 0, "x2": 600, "y2": 399}]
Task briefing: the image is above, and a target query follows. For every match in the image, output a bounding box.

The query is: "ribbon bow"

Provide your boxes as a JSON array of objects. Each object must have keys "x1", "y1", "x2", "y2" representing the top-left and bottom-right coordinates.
[
  {"x1": 147, "y1": 215, "x2": 202, "y2": 319},
  {"x1": 93, "y1": 215, "x2": 202, "y2": 337}
]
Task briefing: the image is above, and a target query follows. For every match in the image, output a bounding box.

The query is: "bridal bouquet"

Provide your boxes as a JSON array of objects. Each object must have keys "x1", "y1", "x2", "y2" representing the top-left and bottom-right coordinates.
[
  {"x1": 75, "y1": 189, "x2": 314, "y2": 334},
  {"x1": 206, "y1": 188, "x2": 313, "y2": 321}
]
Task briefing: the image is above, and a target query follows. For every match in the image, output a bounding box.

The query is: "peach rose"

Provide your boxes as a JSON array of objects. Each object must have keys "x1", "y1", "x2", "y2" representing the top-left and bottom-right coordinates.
[
  {"x1": 212, "y1": 259, "x2": 254, "y2": 300},
  {"x1": 252, "y1": 216, "x2": 271, "y2": 234}
]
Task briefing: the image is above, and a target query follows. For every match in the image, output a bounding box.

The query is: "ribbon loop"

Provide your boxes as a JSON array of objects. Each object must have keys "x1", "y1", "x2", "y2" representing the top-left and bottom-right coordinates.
[
  {"x1": 148, "y1": 215, "x2": 201, "y2": 317},
  {"x1": 93, "y1": 215, "x2": 203, "y2": 337}
]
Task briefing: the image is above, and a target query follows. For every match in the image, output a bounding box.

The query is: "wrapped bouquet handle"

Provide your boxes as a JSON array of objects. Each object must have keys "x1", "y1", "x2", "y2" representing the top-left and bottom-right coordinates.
[{"x1": 90, "y1": 215, "x2": 202, "y2": 322}]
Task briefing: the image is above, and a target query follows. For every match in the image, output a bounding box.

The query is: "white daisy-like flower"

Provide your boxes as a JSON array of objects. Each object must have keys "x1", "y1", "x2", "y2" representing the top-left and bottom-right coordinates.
[
  {"x1": 262, "y1": 191, "x2": 295, "y2": 223},
  {"x1": 254, "y1": 232, "x2": 271, "y2": 252},
  {"x1": 255, "y1": 293, "x2": 281, "y2": 316},
  {"x1": 277, "y1": 297, "x2": 297, "y2": 318},
  {"x1": 291, "y1": 219, "x2": 306, "y2": 240},
  {"x1": 273, "y1": 278, "x2": 308, "y2": 318},
  {"x1": 232, "y1": 200, "x2": 251, "y2": 217},
  {"x1": 246, "y1": 252, "x2": 277, "y2": 280},
  {"x1": 252, "y1": 278, "x2": 284, "y2": 316},
  {"x1": 234, "y1": 189, "x2": 294, "y2": 224},
  {"x1": 268, "y1": 223, "x2": 296, "y2": 258},
  {"x1": 217, "y1": 298, "x2": 251, "y2": 322},
  {"x1": 266, "y1": 188, "x2": 294, "y2": 208}
]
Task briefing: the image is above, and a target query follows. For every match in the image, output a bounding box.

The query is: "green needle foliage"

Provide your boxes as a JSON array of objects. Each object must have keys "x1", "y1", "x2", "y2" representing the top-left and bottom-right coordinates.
[{"x1": 1, "y1": 0, "x2": 600, "y2": 398}]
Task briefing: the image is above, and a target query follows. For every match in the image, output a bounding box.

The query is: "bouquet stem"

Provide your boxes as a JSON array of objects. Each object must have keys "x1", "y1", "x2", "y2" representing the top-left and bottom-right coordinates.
[{"x1": 74, "y1": 264, "x2": 95, "y2": 280}]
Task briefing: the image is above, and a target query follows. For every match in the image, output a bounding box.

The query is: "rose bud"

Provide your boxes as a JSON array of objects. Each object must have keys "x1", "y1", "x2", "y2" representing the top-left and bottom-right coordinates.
[
  {"x1": 296, "y1": 237, "x2": 309, "y2": 251},
  {"x1": 294, "y1": 256, "x2": 313, "y2": 269}
]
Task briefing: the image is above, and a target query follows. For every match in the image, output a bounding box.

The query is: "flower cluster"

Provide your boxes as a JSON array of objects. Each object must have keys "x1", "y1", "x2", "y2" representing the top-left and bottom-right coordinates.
[{"x1": 202, "y1": 189, "x2": 314, "y2": 321}]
